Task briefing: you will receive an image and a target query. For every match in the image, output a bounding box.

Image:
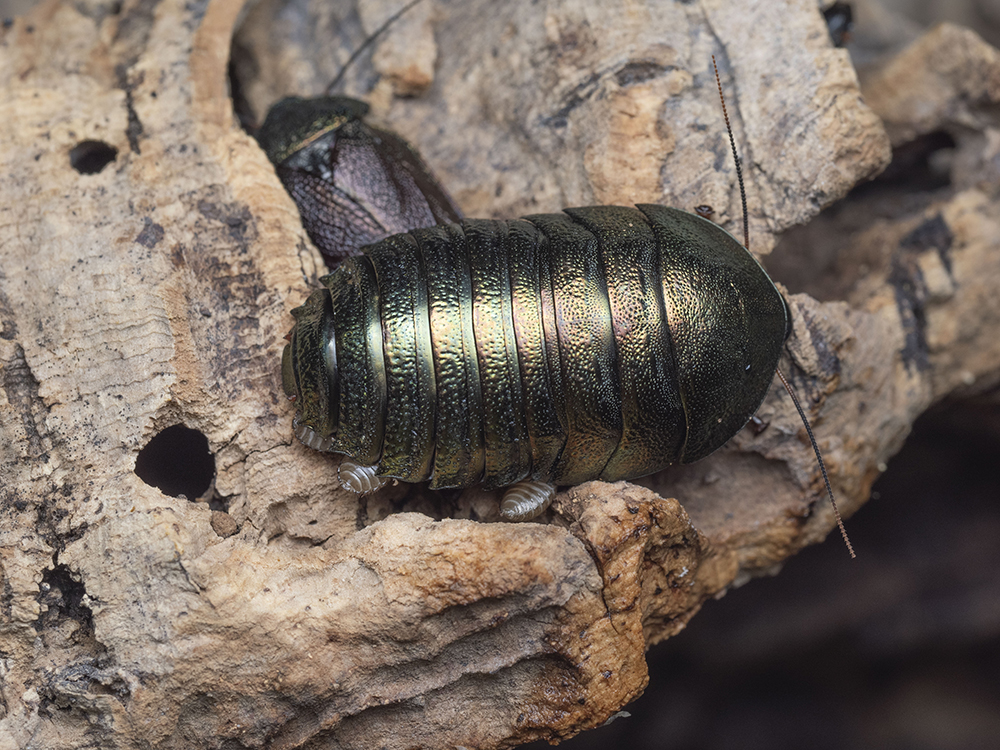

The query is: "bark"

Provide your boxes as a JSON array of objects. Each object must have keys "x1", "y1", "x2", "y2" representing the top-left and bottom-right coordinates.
[{"x1": 1, "y1": 0, "x2": 997, "y2": 747}]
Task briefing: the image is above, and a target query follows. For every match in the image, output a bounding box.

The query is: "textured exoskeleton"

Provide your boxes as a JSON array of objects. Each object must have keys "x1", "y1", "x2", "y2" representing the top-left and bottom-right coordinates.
[
  {"x1": 281, "y1": 204, "x2": 789, "y2": 515},
  {"x1": 257, "y1": 96, "x2": 462, "y2": 268}
]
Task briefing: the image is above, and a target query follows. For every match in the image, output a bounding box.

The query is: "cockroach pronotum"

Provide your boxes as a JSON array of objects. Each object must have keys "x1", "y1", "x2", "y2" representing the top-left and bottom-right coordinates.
[{"x1": 276, "y1": 54, "x2": 855, "y2": 557}]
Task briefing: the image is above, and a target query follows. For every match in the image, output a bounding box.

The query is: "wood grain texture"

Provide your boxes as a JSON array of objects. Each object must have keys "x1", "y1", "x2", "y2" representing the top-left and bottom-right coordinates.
[{"x1": 2, "y1": 0, "x2": 997, "y2": 747}]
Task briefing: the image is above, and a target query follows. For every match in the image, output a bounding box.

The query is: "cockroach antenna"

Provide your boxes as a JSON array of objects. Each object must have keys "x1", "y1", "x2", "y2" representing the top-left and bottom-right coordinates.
[
  {"x1": 712, "y1": 55, "x2": 749, "y2": 252},
  {"x1": 711, "y1": 55, "x2": 856, "y2": 558},
  {"x1": 777, "y1": 369, "x2": 856, "y2": 558},
  {"x1": 326, "y1": 0, "x2": 426, "y2": 95}
]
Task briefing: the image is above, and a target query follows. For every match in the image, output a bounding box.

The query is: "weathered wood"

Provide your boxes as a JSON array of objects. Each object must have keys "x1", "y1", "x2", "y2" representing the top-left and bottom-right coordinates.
[{"x1": 2, "y1": 0, "x2": 998, "y2": 747}]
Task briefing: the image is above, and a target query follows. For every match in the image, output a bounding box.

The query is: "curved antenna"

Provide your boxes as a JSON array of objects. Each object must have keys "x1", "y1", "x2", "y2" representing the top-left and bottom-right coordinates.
[
  {"x1": 326, "y1": 0, "x2": 426, "y2": 95},
  {"x1": 712, "y1": 56, "x2": 749, "y2": 251},
  {"x1": 776, "y1": 370, "x2": 856, "y2": 558},
  {"x1": 712, "y1": 55, "x2": 855, "y2": 558}
]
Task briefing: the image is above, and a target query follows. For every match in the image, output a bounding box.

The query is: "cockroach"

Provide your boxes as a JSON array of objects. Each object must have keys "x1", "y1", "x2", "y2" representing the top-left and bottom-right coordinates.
[
  {"x1": 256, "y1": 96, "x2": 461, "y2": 268},
  {"x1": 278, "y1": 54, "x2": 854, "y2": 556},
  {"x1": 253, "y1": 0, "x2": 460, "y2": 268}
]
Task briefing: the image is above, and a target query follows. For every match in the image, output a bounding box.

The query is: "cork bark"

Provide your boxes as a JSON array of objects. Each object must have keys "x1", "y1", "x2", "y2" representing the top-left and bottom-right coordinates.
[{"x1": 2, "y1": 0, "x2": 998, "y2": 747}]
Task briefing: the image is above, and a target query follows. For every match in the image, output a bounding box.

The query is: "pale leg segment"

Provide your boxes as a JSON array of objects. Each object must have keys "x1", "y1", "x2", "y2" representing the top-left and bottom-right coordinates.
[
  {"x1": 499, "y1": 480, "x2": 556, "y2": 522},
  {"x1": 338, "y1": 460, "x2": 390, "y2": 494}
]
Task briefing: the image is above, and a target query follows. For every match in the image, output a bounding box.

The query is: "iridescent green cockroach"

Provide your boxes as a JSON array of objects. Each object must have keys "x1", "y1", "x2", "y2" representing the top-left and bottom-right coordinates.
[{"x1": 278, "y1": 57, "x2": 855, "y2": 557}]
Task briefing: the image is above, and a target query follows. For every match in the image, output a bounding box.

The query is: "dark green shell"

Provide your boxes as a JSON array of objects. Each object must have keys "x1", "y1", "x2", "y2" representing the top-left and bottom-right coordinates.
[{"x1": 282, "y1": 204, "x2": 788, "y2": 490}]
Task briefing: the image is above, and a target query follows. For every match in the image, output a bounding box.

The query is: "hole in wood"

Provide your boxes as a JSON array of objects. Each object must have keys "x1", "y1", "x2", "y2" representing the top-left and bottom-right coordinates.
[
  {"x1": 135, "y1": 424, "x2": 215, "y2": 500},
  {"x1": 69, "y1": 140, "x2": 118, "y2": 175}
]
